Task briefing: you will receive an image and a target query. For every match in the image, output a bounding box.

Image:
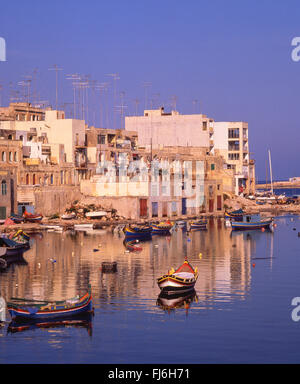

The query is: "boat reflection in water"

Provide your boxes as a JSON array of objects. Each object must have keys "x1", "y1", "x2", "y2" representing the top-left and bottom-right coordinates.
[
  {"x1": 7, "y1": 312, "x2": 93, "y2": 336},
  {"x1": 157, "y1": 289, "x2": 198, "y2": 315}
]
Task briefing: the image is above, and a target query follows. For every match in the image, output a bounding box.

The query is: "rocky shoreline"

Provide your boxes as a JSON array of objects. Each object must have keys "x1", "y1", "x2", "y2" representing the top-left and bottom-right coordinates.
[{"x1": 1, "y1": 195, "x2": 299, "y2": 234}]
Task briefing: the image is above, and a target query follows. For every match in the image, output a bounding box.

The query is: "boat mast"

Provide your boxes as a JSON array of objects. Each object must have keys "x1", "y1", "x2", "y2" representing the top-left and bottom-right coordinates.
[{"x1": 268, "y1": 149, "x2": 274, "y2": 195}]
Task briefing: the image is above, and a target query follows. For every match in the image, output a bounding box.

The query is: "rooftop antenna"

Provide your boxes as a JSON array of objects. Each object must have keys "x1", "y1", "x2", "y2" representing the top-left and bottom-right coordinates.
[
  {"x1": 66, "y1": 73, "x2": 80, "y2": 119},
  {"x1": 171, "y1": 95, "x2": 177, "y2": 111},
  {"x1": 133, "y1": 98, "x2": 140, "y2": 116},
  {"x1": 32, "y1": 68, "x2": 38, "y2": 106},
  {"x1": 143, "y1": 82, "x2": 152, "y2": 110},
  {"x1": 96, "y1": 82, "x2": 110, "y2": 128},
  {"x1": 151, "y1": 93, "x2": 160, "y2": 109},
  {"x1": 115, "y1": 91, "x2": 127, "y2": 129},
  {"x1": 192, "y1": 99, "x2": 198, "y2": 114},
  {"x1": 18, "y1": 78, "x2": 31, "y2": 103},
  {"x1": 106, "y1": 73, "x2": 120, "y2": 129},
  {"x1": 48, "y1": 64, "x2": 63, "y2": 110}
]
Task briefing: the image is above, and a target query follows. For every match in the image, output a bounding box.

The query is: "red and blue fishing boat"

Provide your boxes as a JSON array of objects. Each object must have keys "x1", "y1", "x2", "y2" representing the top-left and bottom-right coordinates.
[
  {"x1": 157, "y1": 259, "x2": 198, "y2": 293},
  {"x1": 7, "y1": 286, "x2": 93, "y2": 321},
  {"x1": 151, "y1": 221, "x2": 173, "y2": 235},
  {"x1": 231, "y1": 214, "x2": 273, "y2": 231},
  {"x1": 124, "y1": 224, "x2": 152, "y2": 239},
  {"x1": 23, "y1": 210, "x2": 43, "y2": 223},
  {"x1": 224, "y1": 209, "x2": 244, "y2": 221},
  {"x1": 0, "y1": 236, "x2": 28, "y2": 256},
  {"x1": 190, "y1": 219, "x2": 207, "y2": 230}
]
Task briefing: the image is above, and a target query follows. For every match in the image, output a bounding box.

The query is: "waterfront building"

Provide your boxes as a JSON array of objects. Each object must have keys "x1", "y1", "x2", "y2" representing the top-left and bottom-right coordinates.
[
  {"x1": 125, "y1": 107, "x2": 214, "y2": 153},
  {"x1": 0, "y1": 138, "x2": 19, "y2": 218},
  {"x1": 214, "y1": 121, "x2": 256, "y2": 195}
]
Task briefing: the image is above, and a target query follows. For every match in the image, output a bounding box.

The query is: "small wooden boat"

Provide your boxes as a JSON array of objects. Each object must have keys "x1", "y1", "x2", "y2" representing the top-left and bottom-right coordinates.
[
  {"x1": 8, "y1": 230, "x2": 30, "y2": 249},
  {"x1": 7, "y1": 286, "x2": 93, "y2": 321},
  {"x1": 157, "y1": 260, "x2": 198, "y2": 293},
  {"x1": 151, "y1": 221, "x2": 173, "y2": 235},
  {"x1": 124, "y1": 225, "x2": 152, "y2": 239},
  {"x1": 9, "y1": 214, "x2": 25, "y2": 224},
  {"x1": 231, "y1": 214, "x2": 273, "y2": 231},
  {"x1": 225, "y1": 209, "x2": 244, "y2": 221},
  {"x1": 61, "y1": 212, "x2": 76, "y2": 220},
  {"x1": 85, "y1": 211, "x2": 107, "y2": 219},
  {"x1": 190, "y1": 219, "x2": 207, "y2": 230},
  {"x1": 23, "y1": 211, "x2": 43, "y2": 223},
  {"x1": 0, "y1": 237, "x2": 28, "y2": 256}
]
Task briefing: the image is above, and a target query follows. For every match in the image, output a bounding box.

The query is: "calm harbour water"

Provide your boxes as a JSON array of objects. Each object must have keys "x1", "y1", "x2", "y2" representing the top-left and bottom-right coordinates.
[{"x1": 0, "y1": 215, "x2": 300, "y2": 364}]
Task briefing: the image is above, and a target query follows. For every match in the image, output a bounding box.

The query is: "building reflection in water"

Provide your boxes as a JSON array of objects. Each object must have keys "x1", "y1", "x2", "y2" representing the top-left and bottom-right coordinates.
[{"x1": 0, "y1": 219, "x2": 275, "y2": 317}]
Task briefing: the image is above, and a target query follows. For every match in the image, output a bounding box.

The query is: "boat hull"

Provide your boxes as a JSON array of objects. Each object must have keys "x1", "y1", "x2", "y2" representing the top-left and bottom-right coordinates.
[
  {"x1": 157, "y1": 275, "x2": 197, "y2": 293},
  {"x1": 8, "y1": 293, "x2": 92, "y2": 321},
  {"x1": 151, "y1": 225, "x2": 172, "y2": 235},
  {"x1": 231, "y1": 219, "x2": 273, "y2": 231},
  {"x1": 124, "y1": 227, "x2": 152, "y2": 239}
]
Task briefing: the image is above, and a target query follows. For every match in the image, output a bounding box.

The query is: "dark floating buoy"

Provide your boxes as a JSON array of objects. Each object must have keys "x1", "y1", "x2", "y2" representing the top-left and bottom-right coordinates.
[
  {"x1": 298, "y1": 232, "x2": 300, "y2": 237},
  {"x1": 293, "y1": 228, "x2": 296, "y2": 231},
  {"x1": 101, "y1": 261, "x2": 117, "y2": 273}
]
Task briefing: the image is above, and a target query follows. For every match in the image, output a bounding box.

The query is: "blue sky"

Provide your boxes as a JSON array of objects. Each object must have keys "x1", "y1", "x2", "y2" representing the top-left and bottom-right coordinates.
[{"x1": 0, "y1": 0, "x2": 300, "y2": 180}]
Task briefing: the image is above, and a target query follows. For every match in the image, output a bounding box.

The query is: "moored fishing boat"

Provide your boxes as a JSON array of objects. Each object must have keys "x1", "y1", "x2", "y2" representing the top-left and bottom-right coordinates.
[
  {"x1": 0, "y1": 237, "x2": 28, "y2": 256},
  {"x1": 124, "y1": 224, "x2": 152, "y2": 239},
  {"x1": 157, "y1": 259, "x2": 198, "y2": 293},
  {"x1": 231, "y1": 213, "x2": 273, "y2": 231},
  {"x1": 151, "y1": 221, "x2": 173, "y2": 235},
  {"x1": 190, "y1": 219, "x2": 207, "y2": 230},
  {"x1": 9, "y1": 214, "x2": 25, "y2": 224},
  {"x1": 61, "y1": 212, "x2": 76, "y2": 220},
  {"x1": 224, "y1": 209, "x2": 244, "y2": 221},
  {"x1": 7, "y1": 286, "x2": 93, "y2": 321},
  {"x1": 8, "y1": 230, "x2": 30, "y2": 249},
  {"x1": 85, "y1": 211, "x2": 107, "y2": 219},
  {"x1": 23, "y1": 211, "x2": 43, "y2": 223}
]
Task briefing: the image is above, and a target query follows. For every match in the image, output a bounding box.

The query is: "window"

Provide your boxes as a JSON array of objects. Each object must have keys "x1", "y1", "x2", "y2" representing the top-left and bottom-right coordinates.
[
  {"x1": 9, "y1": 152, "x2": 12, "y2": 162},
  {"x1": 1, "y1": 180, "x2": 7, "y2": 195},
  {"x1": 97, "y1": 135, "x2": 106, "y2": 145},
  {"x1": 228, "y1": 128, "x2": 239, "y2": 138},
  {"x1": 1, "y1": 152, "x2": 5, "y2": 161},
  {"x1": 228, "y1": 153, "x2": 240, "y2": 160},
  {"x1": 202, "y1": 121, "x2": 207, "y2": 131},
  {"x1": 50, "y1": 174, "x2": 54, "y2": 185},
  {"x1": 211, "y1": 164, "x2": 215, "y2": 171},
  {"x1": 228, "y1": 141, "x2": 240, "y2": 151},
  {"x1": 14, "y1": 152, "x2": 17, "y2": 162}
]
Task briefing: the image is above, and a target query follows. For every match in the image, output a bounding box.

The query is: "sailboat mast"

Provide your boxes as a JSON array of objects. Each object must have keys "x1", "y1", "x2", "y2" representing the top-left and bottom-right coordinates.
[{"x1": 268, "y1": 149, "x2": 274, "y2": 195}]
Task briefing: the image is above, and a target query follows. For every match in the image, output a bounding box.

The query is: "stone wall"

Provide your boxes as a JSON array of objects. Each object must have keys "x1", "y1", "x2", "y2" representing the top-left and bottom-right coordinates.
[{"x1": 33, "y1": 186, "x2": 81, "y2": 216}]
